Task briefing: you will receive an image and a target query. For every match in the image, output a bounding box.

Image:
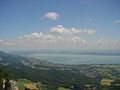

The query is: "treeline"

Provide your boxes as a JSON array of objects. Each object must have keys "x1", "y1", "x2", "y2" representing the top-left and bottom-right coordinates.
[{"x1": 0, "y1": 68, "x2": 14, "y2": 90}]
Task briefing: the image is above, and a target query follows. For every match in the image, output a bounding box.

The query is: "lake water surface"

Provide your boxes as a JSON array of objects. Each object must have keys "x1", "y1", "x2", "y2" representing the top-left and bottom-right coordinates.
[{"x1": 27, "y1": 53, "x2": 120, "y2": 64}]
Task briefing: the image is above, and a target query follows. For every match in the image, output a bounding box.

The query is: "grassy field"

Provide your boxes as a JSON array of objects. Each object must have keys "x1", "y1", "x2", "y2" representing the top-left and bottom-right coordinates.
[
  {"x1": 17, "y1": 79, "x2": 33, "y2": 90},
  {"x1": 100, "y1": 79, "x2": 114, "y2": 86},
  {"x1": 58, "y1": 87, "x2": 71, "y2": 90}
]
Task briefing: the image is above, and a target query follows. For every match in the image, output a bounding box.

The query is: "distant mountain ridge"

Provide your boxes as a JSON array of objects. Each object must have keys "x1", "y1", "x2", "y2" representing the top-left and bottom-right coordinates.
[
  {"x1": 11, "y1": 50, "x2": 120, "y2": 56},
  {"x1": 0, "y1": 50, "x2": 64, "y2": 68},
  {"x1": 0, "y1": 50, "x2": 27, "y2": 59}
]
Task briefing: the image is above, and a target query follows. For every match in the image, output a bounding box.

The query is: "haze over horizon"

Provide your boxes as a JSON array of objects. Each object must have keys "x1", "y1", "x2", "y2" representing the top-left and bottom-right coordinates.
[{"x1": 0, "y1": 0, "x2": 120, "y2": 51}]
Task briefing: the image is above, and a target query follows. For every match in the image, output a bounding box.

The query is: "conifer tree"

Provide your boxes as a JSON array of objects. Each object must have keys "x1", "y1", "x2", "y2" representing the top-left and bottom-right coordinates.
[{"x1": 0, "y1": 68, "x2": 3, "y2": 90}]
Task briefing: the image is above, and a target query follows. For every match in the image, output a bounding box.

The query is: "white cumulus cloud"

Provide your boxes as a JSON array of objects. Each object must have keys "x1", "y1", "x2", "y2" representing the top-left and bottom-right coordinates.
[
  {"x1": 50, "y1": 25, "x2": 96, "y2": 35},
  {"x1": 0, "y1": 39, "x2": 16, "y2": 46},
  {"x1": 44, "y1": 12, "x2": 60, "y2": 20},
  {"x1": 0, "y1": 25, "x2": 120, "y2": 51}
]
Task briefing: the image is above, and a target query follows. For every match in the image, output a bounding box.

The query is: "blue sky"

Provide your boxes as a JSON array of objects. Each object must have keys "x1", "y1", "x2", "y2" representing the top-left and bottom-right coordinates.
[{"x1": 0, "y1": 0, "x2": 120, "y2": 51}]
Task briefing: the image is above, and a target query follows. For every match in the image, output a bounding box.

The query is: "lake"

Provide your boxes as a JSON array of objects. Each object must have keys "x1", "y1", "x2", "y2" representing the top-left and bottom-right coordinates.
[{"x1": 26, "y1": 52, "x2": 120, "y2": 64}]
